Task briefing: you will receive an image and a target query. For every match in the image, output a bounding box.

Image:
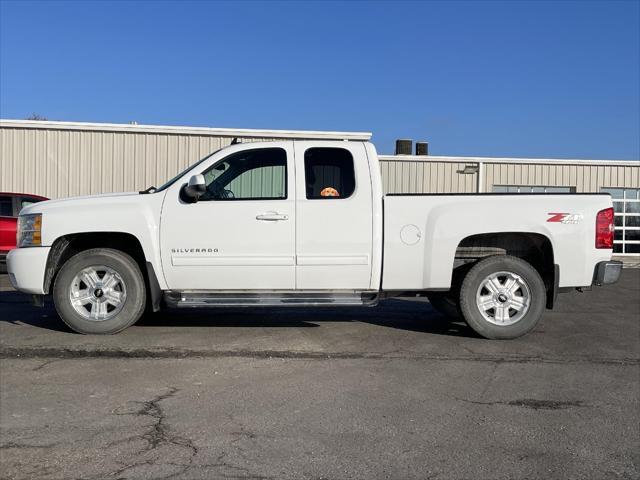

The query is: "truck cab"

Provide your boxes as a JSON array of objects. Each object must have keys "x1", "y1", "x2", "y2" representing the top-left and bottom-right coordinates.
[{"x1": 158, "y1": 140, "x2": 381, "y2": 292}]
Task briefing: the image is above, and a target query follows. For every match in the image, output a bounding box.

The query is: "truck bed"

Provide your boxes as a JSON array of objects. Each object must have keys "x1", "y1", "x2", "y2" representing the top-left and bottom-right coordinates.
[{"x1": 382, "y1": 193, "x2": 612, "y2": 290}]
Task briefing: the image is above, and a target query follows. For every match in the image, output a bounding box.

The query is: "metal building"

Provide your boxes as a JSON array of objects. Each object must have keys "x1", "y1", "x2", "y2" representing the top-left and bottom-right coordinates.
[
  {"x1": 1, "y1": 119, "x2": 639, "y2": 255},
  {"x1": 380, "y1": 155, "x2": 640, "y2": 255}
]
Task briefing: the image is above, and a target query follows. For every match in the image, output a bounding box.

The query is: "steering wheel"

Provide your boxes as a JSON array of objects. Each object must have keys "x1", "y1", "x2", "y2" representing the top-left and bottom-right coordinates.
[{"x1": 206, "y1": 182, "x2": 234, "y2": 200}]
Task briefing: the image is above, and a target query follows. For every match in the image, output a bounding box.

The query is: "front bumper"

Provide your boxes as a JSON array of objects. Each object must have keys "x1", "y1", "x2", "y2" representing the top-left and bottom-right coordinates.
[
  {"x1": 593, "y1": 260, "x2": 623, "y2": 286},
  {"x1": 6, "y1": 247, "x2": 51, "y2": 294}
]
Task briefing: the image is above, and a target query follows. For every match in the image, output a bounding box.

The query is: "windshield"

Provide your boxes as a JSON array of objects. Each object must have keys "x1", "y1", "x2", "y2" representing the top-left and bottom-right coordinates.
[{"x1": 154, "y1": 147, "x2": 225, "y2": 193}]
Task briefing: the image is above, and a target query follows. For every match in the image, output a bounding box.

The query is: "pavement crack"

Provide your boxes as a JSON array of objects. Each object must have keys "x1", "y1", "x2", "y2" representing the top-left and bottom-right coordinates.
[
  {"x1": 201, "y1": 414, "x2": 276, "y2": 480},
  {"x1": 32, "y1": 359, "x2": 59, "y2": 371},
  {"x1": 109, "y1": 387, "x2": 199, "y2": 479},
  {"x1": 106, "y1": 395, "x2": 273, "y2": 479},
  {"x1": 2, "y1": 346, "x2": 638, "y2": 366},
  {"x1": 129, "y1": 387, "x2": 181, "y2": 451},
  {"x1": 504, "y1": 399, "x2": 587, "y2": 410},
  {"x1": 454, "y1": 396, "x2": 587, "y2": 410},
  {"x1": 0, "y1": 440, "x2": 60, "y2": 449}
]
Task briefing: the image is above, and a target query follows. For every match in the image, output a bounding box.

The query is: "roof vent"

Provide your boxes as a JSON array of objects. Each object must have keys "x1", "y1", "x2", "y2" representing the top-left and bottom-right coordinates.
[
  {"x1": 395, "y1": 139, "x2": 412, "y2": 155},
  {"x1": 416, "y1": 141, "x2": 429, "y2": 156}
]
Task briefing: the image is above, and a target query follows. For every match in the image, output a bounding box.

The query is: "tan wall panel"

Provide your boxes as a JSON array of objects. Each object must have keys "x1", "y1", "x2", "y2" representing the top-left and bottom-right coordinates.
[
  {"x1": 379, "y1": 159, "x2": 478, "y2": 194},
  {"x1": 0, "y1": 127, "x2": 282, "y2": 198},
  {"x1": 484, "y1": 162, "x2": 640, "y2": 193},
  {"x1": 477, "y1": 160, "x2": 639, "y2": 193},
  {"x1": 2, "y1": 126, "x2": 639, "y2": 198}
]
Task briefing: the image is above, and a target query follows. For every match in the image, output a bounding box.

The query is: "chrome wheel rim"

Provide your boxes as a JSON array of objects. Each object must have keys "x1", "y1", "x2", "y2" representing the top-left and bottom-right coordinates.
[
  {"x1": 475, "y1": 271, "x2": 530, "y2": 326},
  {"x1": 69, "y1": 265, "x2": 127, "y2": 321}
]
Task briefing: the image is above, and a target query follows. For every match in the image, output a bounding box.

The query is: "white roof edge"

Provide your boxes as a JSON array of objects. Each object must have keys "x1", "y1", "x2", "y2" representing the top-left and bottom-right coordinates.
[
  {"x1": 379, "y1": 154, "x2": 640, "y2": 167},
  {"x1": 0, "y1": 119, "x2": 372, "y2": 141}
]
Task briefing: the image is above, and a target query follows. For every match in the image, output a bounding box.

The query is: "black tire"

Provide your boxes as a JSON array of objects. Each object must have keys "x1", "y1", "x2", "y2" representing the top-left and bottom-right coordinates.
[
  {"x1": 459, "y1": 255, "x2": 546, "y2": 340},
  {"x1": 426, "y1": 292, "x2": 461, "y2": 320},
  {"x1": 53, "y1": 248, "x2": 146, "y2": 334}
]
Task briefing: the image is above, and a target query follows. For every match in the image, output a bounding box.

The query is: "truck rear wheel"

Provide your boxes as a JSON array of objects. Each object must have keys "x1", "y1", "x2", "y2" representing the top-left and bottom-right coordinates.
[
  {"x1": 53, "y1": 248, "x2": 146, "y2": 334},
  {"x1": 459, "y1": 255, "x2": 546, "y2": 339}
]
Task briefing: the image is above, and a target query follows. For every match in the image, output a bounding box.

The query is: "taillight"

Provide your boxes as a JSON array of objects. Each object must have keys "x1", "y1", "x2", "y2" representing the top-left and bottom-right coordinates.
[{"x1": 595, "y1": 207, "x2": 615, "y2": 249}]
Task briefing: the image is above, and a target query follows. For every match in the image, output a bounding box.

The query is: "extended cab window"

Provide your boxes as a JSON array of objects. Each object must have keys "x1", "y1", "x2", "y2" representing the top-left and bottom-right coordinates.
[
  {"x1": 304, "y1": 148, "x2": 355, "y2": 199},
  {"x1": 200, "y1": 148, "x2": 287, "y2": 201}
]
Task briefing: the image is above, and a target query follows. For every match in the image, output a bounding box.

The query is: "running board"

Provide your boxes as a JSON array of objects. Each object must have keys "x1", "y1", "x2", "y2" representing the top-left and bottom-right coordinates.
[{"x1": 164, "y1": 290, "x2": 379, "y2": 308}]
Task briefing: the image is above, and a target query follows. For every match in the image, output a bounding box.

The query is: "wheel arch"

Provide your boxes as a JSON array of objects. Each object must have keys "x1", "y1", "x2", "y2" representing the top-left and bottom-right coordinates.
[
  {"x1": 43, "y1": 232, "x2": 162, "y2": 311},
  {"x1": 453, "y1": 232, "x2": 557, "y2": 309}
]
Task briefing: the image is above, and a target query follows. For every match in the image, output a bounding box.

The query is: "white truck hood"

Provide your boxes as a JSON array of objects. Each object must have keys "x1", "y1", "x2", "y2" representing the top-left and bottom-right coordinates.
[
  {"x1": 20, "y1": 192, "x2": 143, "y2": 216},
  {"x1": 20, "y1": 191, "x2": 168, "y2": 249}
]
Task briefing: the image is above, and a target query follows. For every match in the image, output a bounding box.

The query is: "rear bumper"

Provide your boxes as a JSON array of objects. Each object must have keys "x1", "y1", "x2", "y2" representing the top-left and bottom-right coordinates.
[
  {"x1": 6, "y1": 247, "x2": 50, "y2": 294},
  {"x1": 593, "y1": 260, "x2": 623, "y2": 286}
]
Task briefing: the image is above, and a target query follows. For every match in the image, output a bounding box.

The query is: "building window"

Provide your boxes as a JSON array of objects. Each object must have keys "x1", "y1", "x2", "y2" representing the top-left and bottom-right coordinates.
[
  {"x1": 493, "y1": 185, "x2": 576, "y2": 193},
  {"x1": 304, "y1": 148, "x2": 356, "y2": 199},
  {"x1": 601, "y1": 188, "x2": 640, "y2": 254}
]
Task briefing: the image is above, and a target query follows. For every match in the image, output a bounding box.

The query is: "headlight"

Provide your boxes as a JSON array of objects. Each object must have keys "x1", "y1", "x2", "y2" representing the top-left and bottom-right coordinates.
[{"x1": 17, "y1": 214, "x2": 42, "y2": 247}]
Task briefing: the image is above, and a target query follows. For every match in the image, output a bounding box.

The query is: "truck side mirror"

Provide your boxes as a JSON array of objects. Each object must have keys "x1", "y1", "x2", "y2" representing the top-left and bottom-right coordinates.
[{"x1": 182, "y1": 174, "x2": 206, "y2": 203}]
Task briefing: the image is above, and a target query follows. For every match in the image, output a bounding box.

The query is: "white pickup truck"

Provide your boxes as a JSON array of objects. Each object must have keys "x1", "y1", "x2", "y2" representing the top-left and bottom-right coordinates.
[{"x1": 7, "y1": 140, "x2": 621, "y2": 339}]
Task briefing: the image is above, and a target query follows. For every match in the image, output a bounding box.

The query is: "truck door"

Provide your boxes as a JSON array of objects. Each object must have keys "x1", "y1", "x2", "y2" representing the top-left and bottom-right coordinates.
[
  {"x1": 294, "y1": 141, "x2": 374, "y2": 289},
  {"x1": 159, "y1": 143, "x2": 296, "y2": 290}
]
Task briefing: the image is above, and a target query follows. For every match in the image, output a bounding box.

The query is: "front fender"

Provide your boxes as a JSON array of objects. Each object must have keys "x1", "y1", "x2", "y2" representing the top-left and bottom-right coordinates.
[{"x1": 37, "y1": 192, "x2": 168, "y2": 289}]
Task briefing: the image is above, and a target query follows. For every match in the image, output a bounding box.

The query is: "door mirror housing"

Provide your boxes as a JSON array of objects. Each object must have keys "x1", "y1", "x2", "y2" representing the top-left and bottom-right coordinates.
[{"x1": 182, "y1": 174, "x2": 206, "y2": 203}]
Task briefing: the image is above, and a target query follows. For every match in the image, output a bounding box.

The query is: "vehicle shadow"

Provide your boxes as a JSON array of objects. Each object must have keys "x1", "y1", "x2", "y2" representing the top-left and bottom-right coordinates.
[
  {"x1": 0, "y1": 290, "x2": 73, "y2": 333},
  {"x1": 0, "y1": 289, "x2": 479, "y2": 338},
  {"x1": 138, "y1": 299, "x2": 477, "y2": 337}
]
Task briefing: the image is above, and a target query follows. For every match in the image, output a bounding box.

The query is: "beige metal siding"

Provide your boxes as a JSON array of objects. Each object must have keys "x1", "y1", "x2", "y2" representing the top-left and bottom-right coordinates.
[
  {"x1": 379, "y1": 158, "x2": 477, "y2": 194},
  {"x1": 483, "y1": 162, "x2": 640, "y2": 192},
  {"x1": 0, "y1": 127, "x2": 277, "y2": 198},
  {"x1": 2, "y1": 122, "x2": 639, "y2": 199},
  {"x1": 379, "y1": 156, "x2": 639, "y2": 195}
]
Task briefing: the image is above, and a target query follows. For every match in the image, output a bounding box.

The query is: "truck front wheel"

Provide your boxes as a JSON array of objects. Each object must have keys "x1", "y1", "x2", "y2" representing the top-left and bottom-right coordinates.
[
  {"x1": 53, "y1": 248, "x2": 146, "y2": 334},
  {"x1": 459, "y1": 255, "x2": 546, "y2": 339}
]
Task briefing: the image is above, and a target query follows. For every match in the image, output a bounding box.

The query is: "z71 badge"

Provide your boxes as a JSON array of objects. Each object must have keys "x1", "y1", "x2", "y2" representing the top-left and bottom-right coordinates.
[{"x1": 547, "y1": 212, "x2": 583, "y2": 224}]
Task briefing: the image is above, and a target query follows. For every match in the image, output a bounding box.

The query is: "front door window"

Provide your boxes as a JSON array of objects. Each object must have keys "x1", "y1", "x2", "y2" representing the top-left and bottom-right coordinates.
[{"x1": 200, "y1": 148, "x2": 287, "y2": 201}]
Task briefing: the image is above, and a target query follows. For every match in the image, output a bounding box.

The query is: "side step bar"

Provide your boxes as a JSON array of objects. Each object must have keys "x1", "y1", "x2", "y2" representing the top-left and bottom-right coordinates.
[{"x1": 164, "y1": 290, "x2": 379, "y2": 308}]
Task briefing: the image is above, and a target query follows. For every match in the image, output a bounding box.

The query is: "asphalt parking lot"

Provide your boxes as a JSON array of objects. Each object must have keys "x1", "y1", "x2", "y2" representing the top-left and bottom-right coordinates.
[{"x1": 0, "y1": 271, "x2": 638, "y2": 480}]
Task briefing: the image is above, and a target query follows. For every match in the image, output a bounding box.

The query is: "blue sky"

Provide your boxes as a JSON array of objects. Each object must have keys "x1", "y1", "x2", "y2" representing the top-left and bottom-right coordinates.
[{"x1": 1, "y1": 0, "x2": 638, "y2": 159}]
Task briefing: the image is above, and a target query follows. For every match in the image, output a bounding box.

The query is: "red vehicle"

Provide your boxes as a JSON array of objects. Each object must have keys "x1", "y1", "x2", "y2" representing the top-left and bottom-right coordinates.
[{"x1": 0, "y1": 192, "x2": 48, "y2": 270}]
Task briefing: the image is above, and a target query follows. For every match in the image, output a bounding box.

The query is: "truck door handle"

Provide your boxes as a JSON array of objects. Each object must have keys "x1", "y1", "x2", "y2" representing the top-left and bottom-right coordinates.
[{"x1": 256, "y1": 212, "x2": 289, "y2": 221}]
